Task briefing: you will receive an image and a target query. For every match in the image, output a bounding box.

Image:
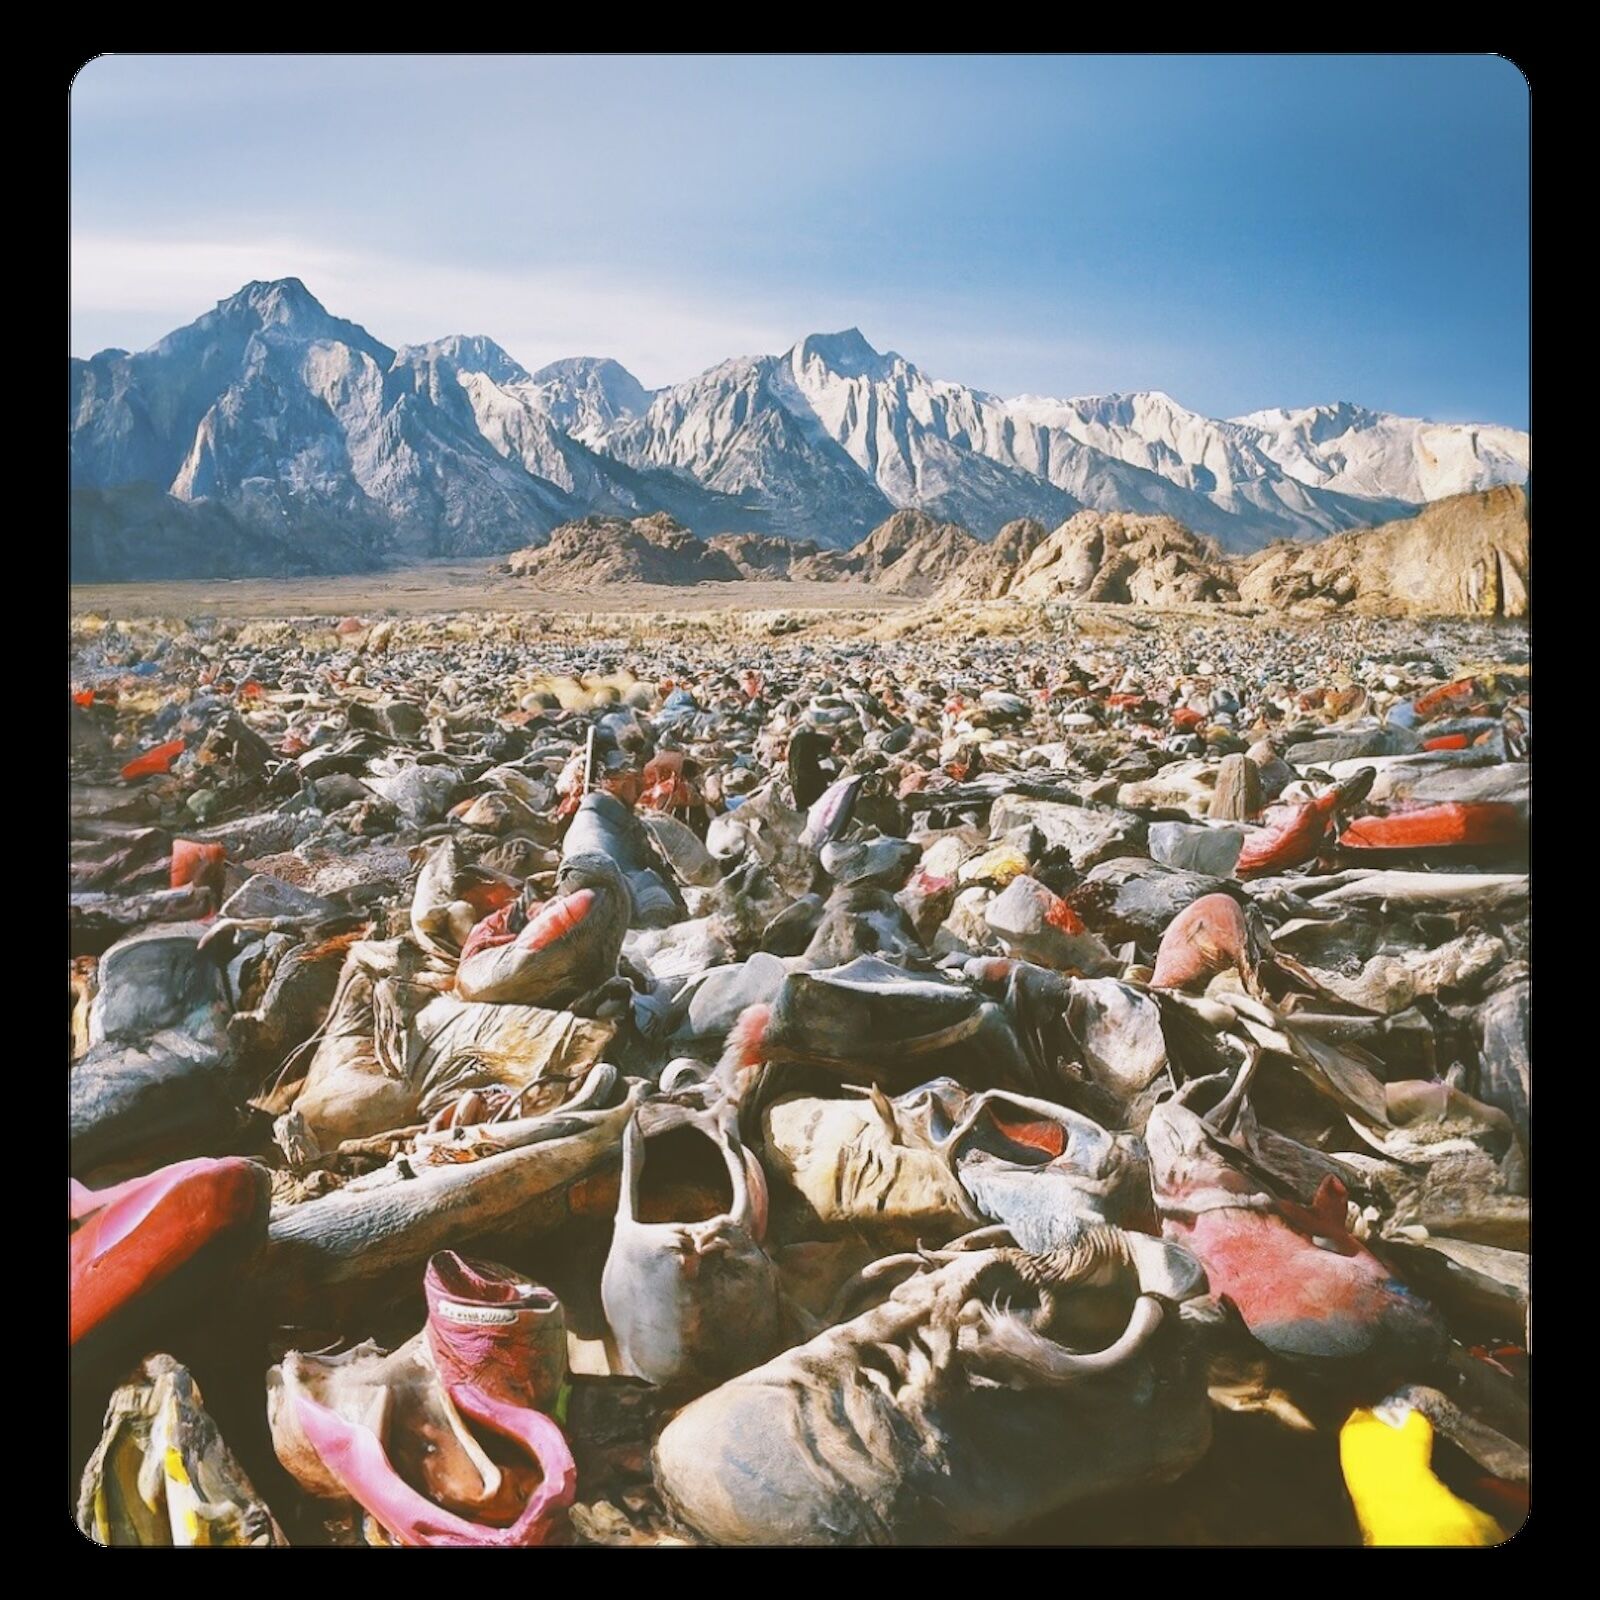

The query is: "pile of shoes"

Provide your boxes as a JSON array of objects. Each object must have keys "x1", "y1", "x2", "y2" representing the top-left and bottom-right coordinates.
[{"x1": 69, "y1": 610, "x2": 1529, "y2": 1545}]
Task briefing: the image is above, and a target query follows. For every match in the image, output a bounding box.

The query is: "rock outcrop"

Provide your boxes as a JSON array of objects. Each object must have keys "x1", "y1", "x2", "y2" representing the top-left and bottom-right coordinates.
[
  {"x1": 706, "y1": 533, "x2": 822, "y2": 579},
  {"x1": 995, "y1": 512, "x2": 1238, "y2": 606},
  {"x1": 503, "y1": 514, "x2": 743, "y2": 586},
  {"x1": 490, "y1": 491, "x2": 1532, "y2": 620},
  {"x1": 936, "y1": 518, "x2": 1051, "y2": 601},
  {"x1": 790, "y1": 510, "x2": 985, "y2": 595},
  {"x1": 1236, "y1": 486, "x2": 1530, "y2": 619}
]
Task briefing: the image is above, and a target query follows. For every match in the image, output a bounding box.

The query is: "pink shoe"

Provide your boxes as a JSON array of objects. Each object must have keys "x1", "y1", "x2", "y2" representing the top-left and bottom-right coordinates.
[{"x1": 269, "y1": 1251, "x2": 575, "y2": 1546}]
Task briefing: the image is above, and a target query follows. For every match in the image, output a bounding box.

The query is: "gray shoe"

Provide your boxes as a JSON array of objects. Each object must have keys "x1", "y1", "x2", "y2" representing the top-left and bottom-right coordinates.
[{"x1": 655, "y1": 1229, "x2": 1211, "y2": 1544}]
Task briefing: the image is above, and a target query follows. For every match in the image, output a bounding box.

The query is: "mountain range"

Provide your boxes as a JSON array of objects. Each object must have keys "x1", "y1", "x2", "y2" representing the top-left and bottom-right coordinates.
[{"x1": 69, "y1": 279, "x2": 1530, "y2": 580}]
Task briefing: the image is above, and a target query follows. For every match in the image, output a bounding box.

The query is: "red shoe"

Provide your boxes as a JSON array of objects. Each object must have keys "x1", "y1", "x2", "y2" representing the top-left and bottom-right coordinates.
[
  {"x1": 1410, "y1": 678, "x2": 1481, "y2": 720},
  {"x1": 454, "y1": 854, "x2": 628, "y2": 1007},
  {"x1": 1151, "y1": 893, "x2": 1254, "y2": 991},
  {"x1": 70, "y1": 1157, "x2": 268, "y2": 1357},
  {"x1": 641, "y1": 751, "x2": 702, "y2": 812},
  {"x1": 120, "y1": 738, "x2": 186, "y2": 782},
  {"x1": 1235, "y1": 768, "x2": 1375, "y2": 878},
  {"x1": 1339, "y1": 803, "x2": 1525, "y2": 852},
  {"x1": 1235, "y1": 800, "x2": 1333, "y2": 877},
  {"x1": 169, "y1": 839, "x2": 225, "y2": 891},
  {"x1": 1146, "y1": 1099, "x2": 1445, "y2": 1374}
]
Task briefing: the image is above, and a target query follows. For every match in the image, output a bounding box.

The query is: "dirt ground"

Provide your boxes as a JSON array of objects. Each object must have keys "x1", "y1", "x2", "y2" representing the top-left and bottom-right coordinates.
[{"x1": 69, "y1": 562, "x2": 919, "y2": 622}]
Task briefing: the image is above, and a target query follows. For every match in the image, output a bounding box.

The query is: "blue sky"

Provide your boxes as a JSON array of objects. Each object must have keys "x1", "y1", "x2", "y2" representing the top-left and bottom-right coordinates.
[{"x1": 70, "y1": 55, "x2": 1530, "y2": 427}]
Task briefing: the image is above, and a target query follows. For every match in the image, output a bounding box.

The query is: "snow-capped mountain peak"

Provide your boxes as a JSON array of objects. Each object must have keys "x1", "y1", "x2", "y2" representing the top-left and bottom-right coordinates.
[
  {"x1": 595, "y1": 326, "x2": 1528, "y2": 551},
  {"x1": 1230, "y1": 399, "x2": 1382, "y2": 434},
  {"x1": 790, "y1": 328, "x2": 895, "y2": 381},
  {"x1": 227, "y1": 276, "x2": 321, "y2": 320},
  {"x1": 1226, "y1": 401, "x2": 1529, "y2": 502},
  {"x1": 203, "y1": 277, "x2": 387, "y2": 354},
  {"x1": 519, "y1": 356, "x2": 653, "y2": 446},
  {"x1": 397, "y1": 334, "x2": 532, "y2": 387},
  {"x1": 70, "y1": 279, "x2": 1531, "y2": 579},
  {"x1": 127, "y1": 277, "x2": 396, "y2": 386}
]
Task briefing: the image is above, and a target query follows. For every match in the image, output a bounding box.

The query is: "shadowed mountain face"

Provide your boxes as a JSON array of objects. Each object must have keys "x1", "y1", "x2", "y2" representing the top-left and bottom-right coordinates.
[
  {"x1": 70, "y1": 280, "x2": 574, "y2": 573},
  {"x1": 69, "y1": 280, "x2": 1530, "y2": 580}
]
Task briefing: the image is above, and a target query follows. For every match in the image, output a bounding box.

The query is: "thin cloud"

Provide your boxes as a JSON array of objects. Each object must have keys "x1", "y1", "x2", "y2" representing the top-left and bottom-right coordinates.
[
  {"x1": 69, "y1": 232, "x2": 1210, "y2": 407},
  {"x1": 71, "y1": 234, "x2": 799, "y2": 388}
]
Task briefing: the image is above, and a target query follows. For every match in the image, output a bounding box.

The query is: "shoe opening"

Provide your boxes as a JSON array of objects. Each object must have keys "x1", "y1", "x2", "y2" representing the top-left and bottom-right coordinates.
[{"x1": 637, "y1": 1124, "x2": 735, "y2": 1223}]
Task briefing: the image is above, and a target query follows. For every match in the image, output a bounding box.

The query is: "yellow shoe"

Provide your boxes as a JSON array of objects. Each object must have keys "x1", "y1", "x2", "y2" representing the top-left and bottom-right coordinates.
[
  {"x1": 1340, "y1": 1404, "x2": 1510, "y2": 1547},
  {"x1": 77, "y1": 1355, "x2": 283, "y2": 1546}
]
